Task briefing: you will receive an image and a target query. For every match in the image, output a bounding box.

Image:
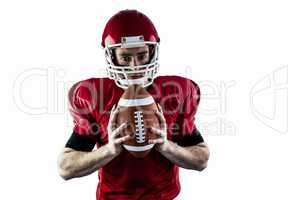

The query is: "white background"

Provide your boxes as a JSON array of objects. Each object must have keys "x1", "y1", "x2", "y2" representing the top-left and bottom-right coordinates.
[{"x1": 0, "y1": 0, "x2": 299, "y2": 199}]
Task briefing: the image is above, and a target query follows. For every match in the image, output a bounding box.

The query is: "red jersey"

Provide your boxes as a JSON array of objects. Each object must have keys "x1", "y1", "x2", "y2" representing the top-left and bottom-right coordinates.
[{"x1": 68, "y1": 75, "x2": 201, "y2": 200}]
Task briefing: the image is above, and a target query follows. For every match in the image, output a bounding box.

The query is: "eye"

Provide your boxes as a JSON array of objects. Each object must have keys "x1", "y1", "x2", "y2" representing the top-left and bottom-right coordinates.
[
  {"x1": 121, "y1": 56, "x2": 132, "y2": 63},
  {"x1": 137, "y1": 54, "x2": 146, "y2": 60}
]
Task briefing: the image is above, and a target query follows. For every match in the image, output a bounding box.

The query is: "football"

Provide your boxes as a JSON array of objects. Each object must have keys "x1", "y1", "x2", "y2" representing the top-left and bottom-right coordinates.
[{"x1": 117, "y1": 85, "x2": 159, "y2": 158}]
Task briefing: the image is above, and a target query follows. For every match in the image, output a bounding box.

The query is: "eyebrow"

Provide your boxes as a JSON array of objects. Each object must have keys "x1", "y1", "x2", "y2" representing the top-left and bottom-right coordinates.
[
  {"x1": 118, "y1": 51, "x2": 148, "y2": 57},
  {"x1": 137, "y1": 51, "x2": 148, "y2": 55},
  {"x1": 118, "y1": 53, "x2": 131, "y2": 57}
]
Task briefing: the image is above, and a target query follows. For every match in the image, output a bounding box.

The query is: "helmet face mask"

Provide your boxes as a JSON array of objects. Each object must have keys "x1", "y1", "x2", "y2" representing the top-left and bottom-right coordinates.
[
  {"x1": 105, "y1": 41, "x2": 159, "y2": 89},
  {"x1": 102, "y1": 10, "x2": 160, "y2": 89}
]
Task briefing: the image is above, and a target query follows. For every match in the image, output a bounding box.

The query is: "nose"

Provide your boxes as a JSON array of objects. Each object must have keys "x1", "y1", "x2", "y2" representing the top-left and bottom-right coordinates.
[{"x1": 129, "y1": 57, "x2": 141, "y2": 67}]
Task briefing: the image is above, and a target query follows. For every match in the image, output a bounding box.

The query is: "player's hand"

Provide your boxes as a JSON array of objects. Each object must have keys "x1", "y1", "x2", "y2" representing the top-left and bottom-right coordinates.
[
  {"x1": 148, "y1": 104, "x2": 169, "y2": 152},
  {"x1": 107, "y1": 104, "x2": 133, "y2": 156}
]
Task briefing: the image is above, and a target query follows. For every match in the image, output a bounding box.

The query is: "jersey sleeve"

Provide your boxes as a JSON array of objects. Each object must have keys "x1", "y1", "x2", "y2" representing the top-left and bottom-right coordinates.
[
  {"x1": 181, "y1": 79, "x2": 200, "y2": 135},
  {"x1": 174, "y1": 79, "x2": 204, "y2": 146},
  {"x1": 68, "y1": 81, "x2": 97, "y2": 137}
]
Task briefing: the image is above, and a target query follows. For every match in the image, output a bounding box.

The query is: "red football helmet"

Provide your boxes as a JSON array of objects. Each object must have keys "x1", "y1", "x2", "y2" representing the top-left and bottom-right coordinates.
[{"x1": 102, "y1": 10, "x2": 160, "y2": 89}]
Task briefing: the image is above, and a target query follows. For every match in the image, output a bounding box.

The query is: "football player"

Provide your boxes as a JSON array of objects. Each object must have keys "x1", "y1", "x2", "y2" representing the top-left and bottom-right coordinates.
[{"x1": 58, "y1": 9, "x2": 210, "y2": 200}]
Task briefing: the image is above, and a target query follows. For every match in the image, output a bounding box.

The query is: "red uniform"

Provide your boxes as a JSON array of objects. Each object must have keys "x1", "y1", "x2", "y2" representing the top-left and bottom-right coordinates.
[{"x1": 68, "y1": 75, "x2": 201, "y2": 200}]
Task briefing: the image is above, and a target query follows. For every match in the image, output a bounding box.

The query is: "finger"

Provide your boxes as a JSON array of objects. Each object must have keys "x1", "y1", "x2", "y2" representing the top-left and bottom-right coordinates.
[
  {"x1": 150, "y1": 127, "x2": 163, "y2": 137},
  {"x1": 157, "y1": 103, "x2": 163, "y2": 112},
  {"x1": 155, "y1": 110, "x2": 166, "y2": 123},
  {"x1": 110, "y1": 104, "x2": 117, "y2": 116},
  {"x1": 112, "y1": 104, "x2": 116, "y2": 112},
  {"x1": 108, "y1": 105, "x2": 119, "y2": 130},
  {"x1": 154, "y1": 111, "x2": 167, "y2": 130},
  {"x1": 112, "y1": 122, "x2": 128, "y2": 138},
  {"x1": 148, "y1": 138, "x2": 164, "y2": 144},
  {"x1": 115, "y1": 135, "x2": 133, "y2": 144}
]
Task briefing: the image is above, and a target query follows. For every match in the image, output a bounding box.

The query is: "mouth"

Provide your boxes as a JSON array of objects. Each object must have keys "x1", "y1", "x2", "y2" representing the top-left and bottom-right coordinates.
[{"x1": 128, "y1": 73, "x2": 144, "y2": 79}]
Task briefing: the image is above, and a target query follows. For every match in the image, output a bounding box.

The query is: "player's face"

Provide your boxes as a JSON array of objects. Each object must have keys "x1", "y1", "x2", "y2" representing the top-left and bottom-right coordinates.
[
  {"x1": 113, "y1": 45, "x2": 153, "y2": 80},
  {"x1": 114, "y1": 45, "x2": 151, "y2": 67}
]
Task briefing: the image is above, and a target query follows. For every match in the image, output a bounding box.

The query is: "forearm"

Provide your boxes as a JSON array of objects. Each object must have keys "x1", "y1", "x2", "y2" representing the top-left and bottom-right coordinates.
[
  {"x1": 58, "y1": 144, "x2": 117, "y2": 180},
  {"x1": 158, "y1": 141, "x2": 209, "y2": 171}
]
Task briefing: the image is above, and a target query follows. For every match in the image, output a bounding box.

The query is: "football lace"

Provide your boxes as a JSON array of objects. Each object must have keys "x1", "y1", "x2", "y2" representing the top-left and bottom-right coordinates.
[{"x1": 134, "y1": 111, "x2": 145, "y2": 143}]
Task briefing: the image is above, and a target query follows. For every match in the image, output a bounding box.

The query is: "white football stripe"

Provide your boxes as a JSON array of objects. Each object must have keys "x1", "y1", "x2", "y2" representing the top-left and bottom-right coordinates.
[
  {"x1": 122, "y1": 144, "x2": 154, "y2": 152},
  {"x1": 118, "y1": 77, "x2": 146, "y2": 86},
  {"x1": 118, "y1": 96, "x2": 154, "y2": 107}
]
